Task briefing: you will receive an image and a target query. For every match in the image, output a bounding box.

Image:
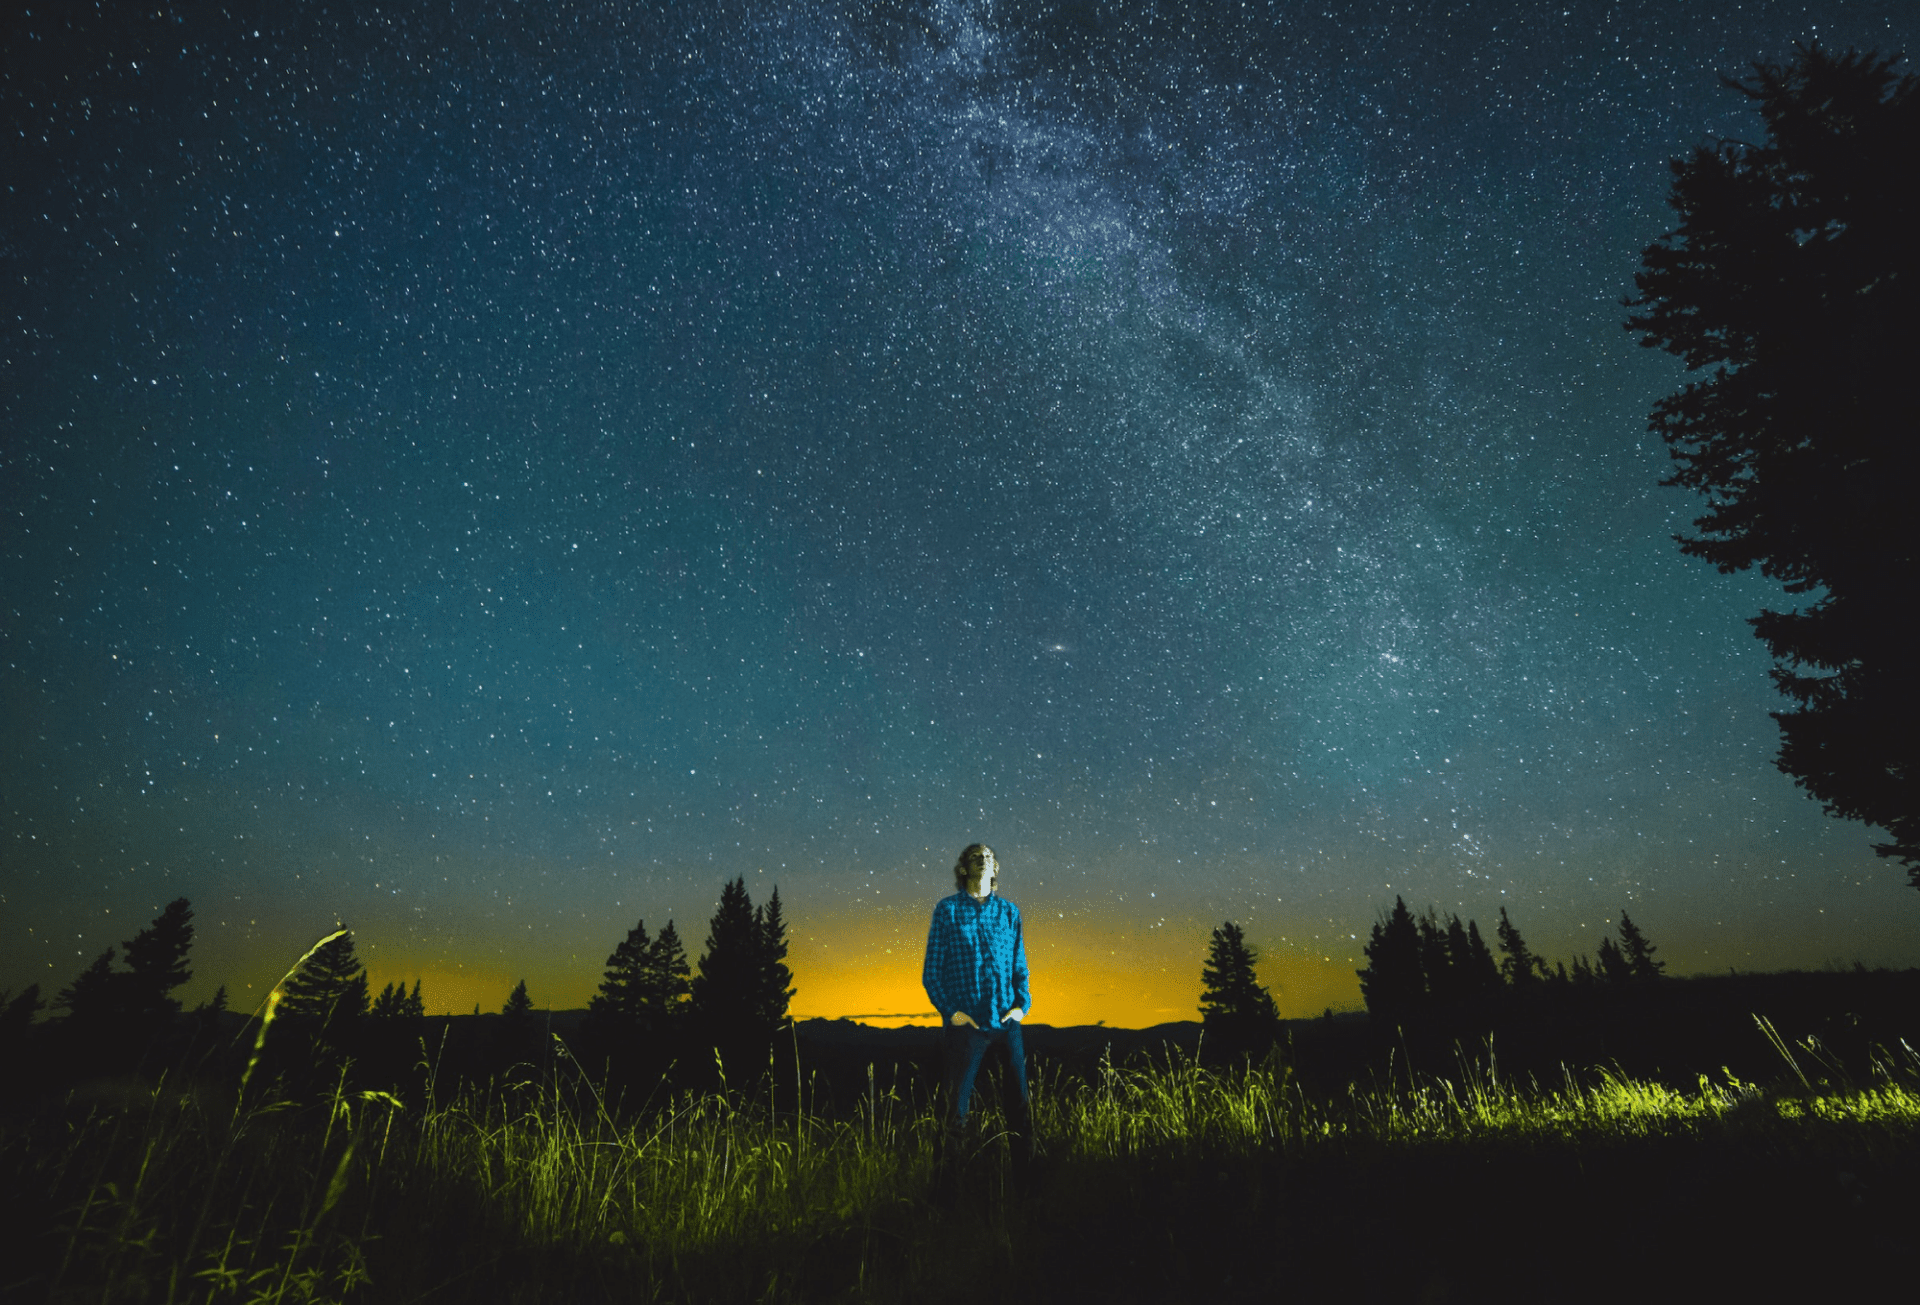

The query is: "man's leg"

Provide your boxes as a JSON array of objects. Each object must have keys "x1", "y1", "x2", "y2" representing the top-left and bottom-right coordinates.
[
  {"x1": 1002, "y1": 1020, "x2": 1033, "y2": 1162},
  {"x1": 943, "y1": 1023, "x2": 991, "y2": 1144}
]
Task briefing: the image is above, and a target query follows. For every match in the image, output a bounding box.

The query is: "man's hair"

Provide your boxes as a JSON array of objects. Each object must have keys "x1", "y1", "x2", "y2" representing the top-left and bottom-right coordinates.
[{"x1": 953, "y1": 843, "x2": 994, "y2": 890}]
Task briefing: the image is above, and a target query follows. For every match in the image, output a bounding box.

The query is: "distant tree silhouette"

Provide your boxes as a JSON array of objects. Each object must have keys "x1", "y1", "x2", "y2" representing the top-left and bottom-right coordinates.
[
  {"x1": 370, "y1": 982, "x2": 403, "y2": 1018},
  {"x1": 1616, "y1": 912, "x2": 1666, "y2": 981},
  {"x1": 55, "y1": 948, "x2": 120, "y2": 1025},
  {"x1": 370, "y1": 979, "x2": 424, "y2": 1019},
  {"x1": 49, "y1": 898, "x2": 197, "y2": 1049},
  {"x1": 121, "y1": 897, "x2": 194, "y2": 1024},
  {"x1": 651, "y1": 921, "x2": 693, "y2": 1022},
  {"x1": 1432, "y1": 914, "x2": 1471, "y2": 1004},
  {"x1": 1570, "y1": 954, "x2": 1598, "y2": 988},
  {"x1": 1358, "y1": 898, "x2": 1424, "y2": 1025},
  {"x1": 1597, "y1": 936, "x2": 1634, "y2": 985},
  {"x1": 1460, "y1": 919, "x2": 1504, "y2": 997},
  {"x1": 502, "y1": 979, "x2": 534, "y2": 1019},
  {"x1": 1199, "y1": 921, "x2": 1281, "y2": 1047},
  {"x1": 278, "y1": 930, "x2": 369, "y2": 1052},
  {"x1": 1627, "y1": 46, "x2": 1920, "y2": 880},
  {"x1": 754, "y1": 887, "x2": 795, "y2": 1034},
  {"x1": 691, "y1": 878, "x2": 792, "y2": 1070},
  {"x1": 1416, "y1": 909, "x2": 1453, "y2": 1003},
  {"x1": 589, "y1": 918, "x2": 694, "y2": 1043},
  {"x1": 1495, "y1": 908, "x2": 1543, "y2": 990}
]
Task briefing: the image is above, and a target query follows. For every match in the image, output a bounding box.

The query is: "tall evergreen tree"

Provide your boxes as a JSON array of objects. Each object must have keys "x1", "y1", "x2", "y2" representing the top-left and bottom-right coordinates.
[
  {"x1": 590, "y1": 917, "x2": 694, "y2": 1040},
  {"x1": 1617, "y1": 912, "x2": 1666, "y2": 981},
  {"x1": 1462, "y1": 919, "x2": 1504, "y2": 997},
  {"x1": 753, "y1": 887, "x2": 795, "y2": 1033},
  {"x1": 1437, "y1": 914, "x2": 1475, "y2": 1004},
  {"x1": 1596, "y1": 936, "x2": 1635, "y2": 985},
  {"x1": 120, "y1": 897, "x2": 193, "y2": 1023},
  {"x1": 1495, "y1": 907, "x2": 1542, "y2": 990},
  {"x1": 1627, "y1": 46, "x2": 1920, "y2": 879},
  {"x1": 1416, "y1": 909, "x2": 1453, "y2": 1005},
  {"x1": 589, "y1": 919, "x2": 655, "y2": 1031},
  {"x1": 503, "y1": 979, "x2": 535, "y2": 1019},
  {"x1": 692, "y1": 878, "x2": 776, "y2": 1055},
  {"x1": 55, "y1": 948, "x2": 120, "y2": 1024},
  {"x1": 371, "y1": 981, "x2": 412, "y2": 1019},
  {"x1": 279, "y1": 930, "x2": 370, "y2": 1045},
  {"x1": 647, "y1": 921, "x2": 693, "y2": 1026},
  {"x1": 1358, "y1": 897, "x2": 1424, "y2": 1025},
  {"x1": 1199, "y1": 921, "x2": 1281, "y2": 1042}
]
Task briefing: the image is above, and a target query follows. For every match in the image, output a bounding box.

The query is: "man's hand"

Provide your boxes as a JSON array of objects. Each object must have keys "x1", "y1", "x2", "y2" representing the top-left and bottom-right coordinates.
[
  {"x1": 1003, "y1": 1007, "x2": 1024, "y2": 1024},
  {"x1": 950, "y1": 1011, "x2": 977, "y2": 1028}
]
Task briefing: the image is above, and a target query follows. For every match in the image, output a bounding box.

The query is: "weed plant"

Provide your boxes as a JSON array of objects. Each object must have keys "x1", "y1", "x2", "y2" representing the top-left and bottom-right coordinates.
[{"x1": 10, "y1": 1024, "x2": 1920, "y2": 1303}]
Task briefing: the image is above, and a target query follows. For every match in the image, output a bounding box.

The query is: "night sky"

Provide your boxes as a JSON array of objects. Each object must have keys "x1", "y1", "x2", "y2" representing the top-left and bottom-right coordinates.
[{"x1": 7, "y1": 1, "x2": 1918, "y2": 1028}]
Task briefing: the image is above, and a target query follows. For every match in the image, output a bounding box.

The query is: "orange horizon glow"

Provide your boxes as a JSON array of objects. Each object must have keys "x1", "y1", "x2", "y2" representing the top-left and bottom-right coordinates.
[
  {"x1": 340, "y1": 911, "x2": 1364, "y2": 1027},
  {"x1": 785, "y1": 908, "x2": 1365, "y2": 1029}
]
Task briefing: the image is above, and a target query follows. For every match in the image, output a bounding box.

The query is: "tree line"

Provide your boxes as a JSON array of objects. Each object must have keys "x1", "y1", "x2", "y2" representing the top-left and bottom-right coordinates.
[
  {"x1": 1192, "y1": 901, "x2": 1668, "y2": 1048},
  {"x1": 1357, "y1": 897, "x2": 1663, "y2": 1028},
  {"x1": 7, "y1": 882, "x2": 1671, "y2": 1082},
  {"x1": 1, "y1": 876, "x2": 794, "y2": 1091}
]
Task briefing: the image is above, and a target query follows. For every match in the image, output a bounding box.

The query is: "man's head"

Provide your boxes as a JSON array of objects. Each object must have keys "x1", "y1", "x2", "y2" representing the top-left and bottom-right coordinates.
[{"x1": 953, "y1": 843, "x2": 997, "y2": 899}]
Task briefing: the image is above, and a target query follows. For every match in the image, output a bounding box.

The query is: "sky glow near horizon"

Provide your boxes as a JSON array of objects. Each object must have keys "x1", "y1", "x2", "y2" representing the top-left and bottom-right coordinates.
[{"x1": 6, "y1": 1, "x2": 1919, "y2": 1028}]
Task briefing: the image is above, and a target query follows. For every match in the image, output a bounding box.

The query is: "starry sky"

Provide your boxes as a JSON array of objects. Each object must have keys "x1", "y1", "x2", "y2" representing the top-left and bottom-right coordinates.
[{"x1": 6, "y1": 0, "x2": 1918, "y2": 1028}]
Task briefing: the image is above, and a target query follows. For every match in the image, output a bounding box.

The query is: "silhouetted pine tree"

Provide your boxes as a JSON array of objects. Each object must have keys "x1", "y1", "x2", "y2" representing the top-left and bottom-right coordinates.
[
  {"x1": 1495, "y1": 908, "x2": 1542, "y2": 990},
  {"x1": 121, "y1": 897, "x2": 193, "y2": 1024},
  {"x1": 1570, "y1": 954, "x2": 1598, "y2": 988},
  {"x1": 592, "y1": 918, "x2": 695, "y2": 1041},
  {"x1": 692, "y1": 877, "x2": 784, "y2": 1069},
  {"x1": 648, "y1": 922, "x2": 693, "y2": 1025},
  {"x1": 48, "y1": 899, "x2": 198, "y2": 1058},
  {"x1": 1199, "y1": 921, "x2": 1280, "y2": 1048},
  {"x1": 1617, "y1": 912, "x2": 1665, "y2": 981},
  {"x1": 371, "y1": 982, "x2": 412, "y2": 1019},
  {"x1": 589, "y1": 920, "x2": 655, "y2": 1033},
  {"x1": 278, "y1": 930, "x2": 370, "y2": 1053},
  {"x1": 1416, "y1": 909, "x2": 1453, "y2": 1005},
  {"x1": 1596, "y1": 936, "x2": 1634, "y2": 985},
  {"x1": 1463, "y1": 920, "x2": 1503, "y2": 996},
  {"x1": 503, "y1": 979, "x2": 534, "y2": 1019},
  {"x1": 55, "y1": 948, "x2": 120, "y2": 1025},
  {"x1": 754, "y1": 888, "x2": 795, "y2": 1033},
  {"x1": 1436, "y1": 914, "x2": 1475, "y2": 1005},
  {"x1": 1628, "y1": 46, "x2": 1920, "y2": 880},
  {"x1": 1358, "y1": 897, "x2": 1424, "y2": 1026}
]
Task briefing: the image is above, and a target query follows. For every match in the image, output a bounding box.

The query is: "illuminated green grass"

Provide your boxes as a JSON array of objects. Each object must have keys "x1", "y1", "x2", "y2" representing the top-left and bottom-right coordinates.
[{"x1": 13, "y1": 1028, "x2": 1920, "y2": 1302}]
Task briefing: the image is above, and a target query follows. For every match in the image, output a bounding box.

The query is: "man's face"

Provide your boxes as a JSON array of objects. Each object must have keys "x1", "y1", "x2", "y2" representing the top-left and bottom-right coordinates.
[{"x1": 970, "y1": 850, "x2": 997, "y2": 898}]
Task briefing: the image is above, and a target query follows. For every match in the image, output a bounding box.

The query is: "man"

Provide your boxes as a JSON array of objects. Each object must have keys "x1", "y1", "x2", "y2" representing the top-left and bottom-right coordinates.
[{"x1": 922, "y1": 843, "x2": 1031, "y2": 1155}]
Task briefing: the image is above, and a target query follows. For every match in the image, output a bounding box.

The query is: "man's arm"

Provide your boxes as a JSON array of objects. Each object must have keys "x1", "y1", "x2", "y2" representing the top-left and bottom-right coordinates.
[
  {"x1": 922, "y1": 900, "x2": 955, "y2": 1021},
  {"x1": 1007, "y1": 905, "x2": 1031, "y2": 1021}
]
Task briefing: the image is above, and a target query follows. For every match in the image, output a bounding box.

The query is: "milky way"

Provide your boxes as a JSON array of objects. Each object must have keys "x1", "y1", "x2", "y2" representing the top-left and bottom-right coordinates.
[{"x1": 7, "y1": 1, "x2": 1917, "y2": 1024}]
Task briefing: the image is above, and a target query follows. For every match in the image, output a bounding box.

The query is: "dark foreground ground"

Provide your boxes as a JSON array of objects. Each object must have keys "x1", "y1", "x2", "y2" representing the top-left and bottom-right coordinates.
[{"x1": 7, "y1": 967, "x2": 1918, "y2": 1303}]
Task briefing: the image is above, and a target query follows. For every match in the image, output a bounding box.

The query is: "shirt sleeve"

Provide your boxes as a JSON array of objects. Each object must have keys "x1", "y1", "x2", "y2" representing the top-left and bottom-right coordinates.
[
  {"x1": 922, "y1": 900, "x2": 952, "y2": 1018},
  {"x1": 1009, "y1": 903, "x2": 1031, "y2": 1016}
]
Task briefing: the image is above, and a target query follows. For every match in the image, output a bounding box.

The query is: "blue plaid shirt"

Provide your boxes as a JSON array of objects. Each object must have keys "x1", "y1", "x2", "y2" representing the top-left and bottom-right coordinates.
[{"x1": 923, "y1": 892, "x2": 1031, "y2": 1029}]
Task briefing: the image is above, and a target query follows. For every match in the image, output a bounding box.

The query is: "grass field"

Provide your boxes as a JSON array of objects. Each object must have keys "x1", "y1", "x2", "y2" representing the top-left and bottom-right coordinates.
[{"x1": 9, "y1": 1023, "x2": 1920, "y2": 1303}]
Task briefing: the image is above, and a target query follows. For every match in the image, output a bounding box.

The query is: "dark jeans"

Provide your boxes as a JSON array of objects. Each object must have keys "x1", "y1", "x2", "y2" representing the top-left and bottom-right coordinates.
[{"x1": 943, "y1": 1020, "x2": 1029, "y2": 1132}]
